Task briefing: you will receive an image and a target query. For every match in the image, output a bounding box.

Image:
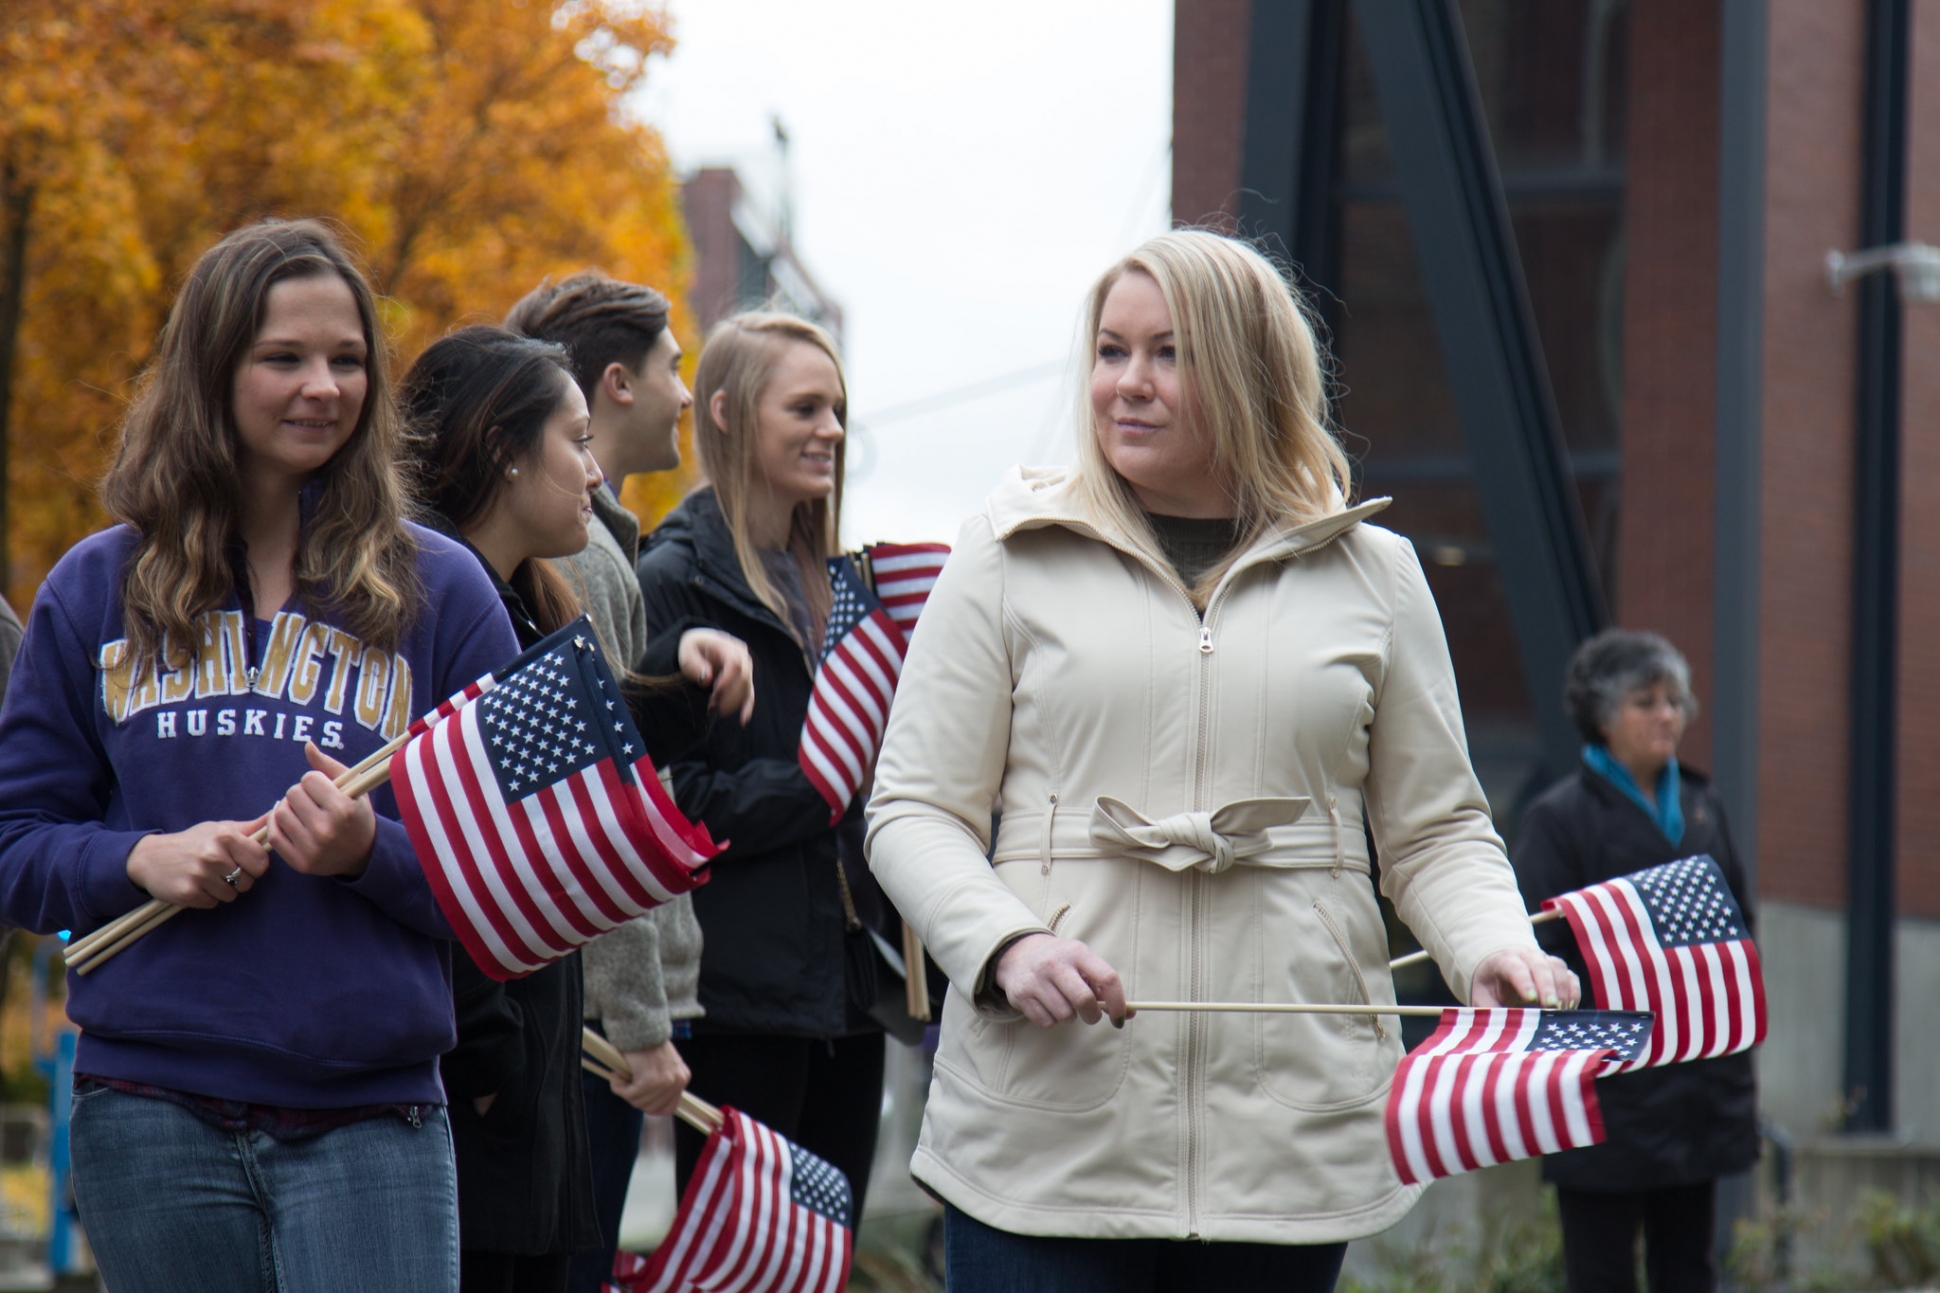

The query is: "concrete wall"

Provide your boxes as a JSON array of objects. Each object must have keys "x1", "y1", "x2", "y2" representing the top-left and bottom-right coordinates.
[{"x1": 1759, "y1": 901, "x2": 1940, "y2": 1145}]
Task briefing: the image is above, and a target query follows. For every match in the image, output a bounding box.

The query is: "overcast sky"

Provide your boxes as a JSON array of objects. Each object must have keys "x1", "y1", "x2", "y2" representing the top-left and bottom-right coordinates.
[{"x1": 632, "y1": 0, "x2": 1174, "y2": 545}]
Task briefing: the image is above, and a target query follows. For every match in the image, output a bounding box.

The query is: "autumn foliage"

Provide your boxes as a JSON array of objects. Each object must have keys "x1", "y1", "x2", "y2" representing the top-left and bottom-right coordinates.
[{"x1": 0, "y1": 0, "x2": 697, "y2": 609}]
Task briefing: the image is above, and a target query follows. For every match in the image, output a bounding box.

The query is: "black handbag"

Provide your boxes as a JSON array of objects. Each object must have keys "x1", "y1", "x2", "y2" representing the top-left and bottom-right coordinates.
[{"x1": 835, "y1": 821, "x2": 945, "y2": 1045}]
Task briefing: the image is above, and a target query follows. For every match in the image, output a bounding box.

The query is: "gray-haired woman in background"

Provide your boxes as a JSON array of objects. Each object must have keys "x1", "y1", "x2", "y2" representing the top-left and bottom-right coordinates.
[{"x1": 1512, "y1": 629, "x2": 1758, "y2": 1293}]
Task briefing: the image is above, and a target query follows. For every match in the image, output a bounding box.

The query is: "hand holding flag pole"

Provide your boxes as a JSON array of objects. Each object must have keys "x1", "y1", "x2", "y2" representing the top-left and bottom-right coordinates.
[
  {"x1": 65, "y1": 620, "x2": 720, "y2": 981},
  {"x1": 63, "y1": 736, "x2": 408, "y2": 974},
  {"x1": 581, "y1": 1027, "x2": 722, "y2": 1135}
]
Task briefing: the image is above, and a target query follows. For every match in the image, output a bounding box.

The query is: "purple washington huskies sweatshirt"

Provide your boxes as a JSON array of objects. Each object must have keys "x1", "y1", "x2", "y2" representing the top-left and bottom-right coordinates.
[{"x1": 0, "y1": 522, "x2": 518, "y2": 1107}]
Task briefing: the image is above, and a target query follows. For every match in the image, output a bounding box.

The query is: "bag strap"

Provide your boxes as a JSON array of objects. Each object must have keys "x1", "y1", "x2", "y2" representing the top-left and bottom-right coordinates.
[{"x1": 833, "y1": 852, "x2": 862, "y2": 932}]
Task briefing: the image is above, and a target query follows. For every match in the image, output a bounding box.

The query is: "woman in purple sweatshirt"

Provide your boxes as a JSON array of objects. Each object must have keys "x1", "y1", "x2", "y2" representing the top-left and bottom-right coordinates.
[{"x1": 0, "y1": 220, "x2": 518, "y2": 1293}]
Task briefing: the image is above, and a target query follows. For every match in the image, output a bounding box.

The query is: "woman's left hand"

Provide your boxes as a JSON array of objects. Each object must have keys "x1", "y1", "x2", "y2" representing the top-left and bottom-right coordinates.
[
  {"x1": 268, "y1": 742, "x2": 377, "y2": 878},
  {"x1": 678, "y1": 628, "x2": 755, "y2": 725},
  {"x1": 1470, "y1": 947, "x2": 1581, "y2": 1010}
]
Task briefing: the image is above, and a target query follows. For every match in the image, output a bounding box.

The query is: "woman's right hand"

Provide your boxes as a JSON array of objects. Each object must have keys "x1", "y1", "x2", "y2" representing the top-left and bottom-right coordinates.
[
  {"x1": 994, "y1": 933, "x2": 1127, "y2": 1028},
  {"x1": 611, "y1": 1040, "x2": 692, "y2": 1116},
  {"x1": 125, "y1": 817, "x2": 272, "y2": 908},
  {"x1": 678, "y1": 628, "x2": 755, "y2": 725}
]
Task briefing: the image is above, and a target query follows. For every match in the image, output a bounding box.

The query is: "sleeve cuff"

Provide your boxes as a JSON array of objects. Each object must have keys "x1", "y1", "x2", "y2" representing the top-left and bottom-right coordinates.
[
  {"x1": 80, "y1": 830, "x2": 160, "y2": 927},
  {"x1": 602, "y1": 1010, "x2": 673, "y2": 1052},
  {"x1": 969, "y1": 925, "x2": 1054, "y2": 1022},
  {"x1": 340, "y1": 817, "x2": 453, "y2": 938}
]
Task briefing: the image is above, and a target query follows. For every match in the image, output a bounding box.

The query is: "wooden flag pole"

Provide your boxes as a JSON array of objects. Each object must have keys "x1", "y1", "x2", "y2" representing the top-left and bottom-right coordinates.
[
  {"x1": 65, "y1": 733, "x2": 410, "y2": 974},
  {"x1": 1123, "y1": 1001, "x2": 1450, "y2": 1017},
  {"x1": 1387, "y1": 908, "x2": 1564, "y2": 971},
  {"x1": 581, "y1": 1026, "x2": 723, "y2": 1134},
  {"x1": 901, "y1": 919, "x2": 931, "y2": 1022}
]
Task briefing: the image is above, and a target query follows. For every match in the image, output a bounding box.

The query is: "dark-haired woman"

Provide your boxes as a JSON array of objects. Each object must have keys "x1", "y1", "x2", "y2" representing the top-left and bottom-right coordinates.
[
  {"x1": 502, "y1": 272, "x2": 712, "y2": 1293},
  {"x1": 0, "y1": 220, "x2": 518, "y2": 1292},
  {"x1": 1512, "y1": 629, "x2": 1756, "y2": 1293},
  {"x1": 400, "y1": 325, "x2": 749, "y2": 1293}
]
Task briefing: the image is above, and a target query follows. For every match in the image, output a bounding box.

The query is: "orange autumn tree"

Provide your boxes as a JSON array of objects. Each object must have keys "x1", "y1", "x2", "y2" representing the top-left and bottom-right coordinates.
[{"x1": 0, "y1": 0, "x2": 697, "y2": 610}]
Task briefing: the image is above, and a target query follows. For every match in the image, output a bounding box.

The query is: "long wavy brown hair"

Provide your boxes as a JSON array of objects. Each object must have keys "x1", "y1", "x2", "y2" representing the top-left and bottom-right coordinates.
[{"x1": 100, "y1": 219, "x2": 420, "y2": 663}]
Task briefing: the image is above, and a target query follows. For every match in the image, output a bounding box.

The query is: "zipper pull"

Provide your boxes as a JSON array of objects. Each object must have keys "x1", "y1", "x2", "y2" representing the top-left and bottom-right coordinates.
[{"x1": 1198, "y1": 626, "x2": 1214, "y2": 656}]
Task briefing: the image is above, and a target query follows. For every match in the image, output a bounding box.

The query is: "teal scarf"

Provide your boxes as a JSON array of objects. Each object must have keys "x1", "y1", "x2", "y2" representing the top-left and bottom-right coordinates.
[{"x1": 1583, "y1": 744, "x2": 1685, "y2": 846}]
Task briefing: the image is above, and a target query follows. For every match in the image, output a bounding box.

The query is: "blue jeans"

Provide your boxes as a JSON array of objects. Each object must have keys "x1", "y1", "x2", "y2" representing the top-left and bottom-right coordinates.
[
  {"x1": 71, "y1": 1082, "x2": 459, "y2": 1293},
  {"x1": 944, "y1": 1203, "x2": 1348, "y2": 1293}
]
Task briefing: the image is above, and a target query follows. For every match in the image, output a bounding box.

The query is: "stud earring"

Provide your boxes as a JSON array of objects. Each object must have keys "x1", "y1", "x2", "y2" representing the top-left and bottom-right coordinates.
[{"x1": 508, "y1": 467, "x2": 520, "y2": 477}]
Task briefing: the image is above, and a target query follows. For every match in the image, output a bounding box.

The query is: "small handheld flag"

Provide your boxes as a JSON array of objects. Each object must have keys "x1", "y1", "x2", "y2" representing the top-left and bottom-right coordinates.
[
  {"x1": 796, "y1": 544, "x2": 948, "y2": 822},
  {"x1": 391, "y1": 618, "x2": 720, "y2": 980},
  {"x1": 862, "y1": 542, "x2": 949, "y2": 631},
  {"x1": 610, "y1": 1106, "x2": 854, "y2": 1293},
  {"x1": 1385, "y1": 1007, "x2": 1654, "y2": 1185},
  {"x1": 1543, "y1": 853, "x2": 1765, "y2": 1069}
]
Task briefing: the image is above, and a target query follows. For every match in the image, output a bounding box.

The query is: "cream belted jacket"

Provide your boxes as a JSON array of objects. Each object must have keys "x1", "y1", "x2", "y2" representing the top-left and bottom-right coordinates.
[{"x1": 865, "y1": 467, "x2": 1539, "y2": 1244}]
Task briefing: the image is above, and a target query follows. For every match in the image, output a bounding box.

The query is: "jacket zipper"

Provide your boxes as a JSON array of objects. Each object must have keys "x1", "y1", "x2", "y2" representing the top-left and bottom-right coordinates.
[
  {"x1": 1099, "y1": 524, "x2": 1357, "y2": 1238},
  {"x1": 1184, "y1": 589, "x2": 1228, "y2": 1238}
]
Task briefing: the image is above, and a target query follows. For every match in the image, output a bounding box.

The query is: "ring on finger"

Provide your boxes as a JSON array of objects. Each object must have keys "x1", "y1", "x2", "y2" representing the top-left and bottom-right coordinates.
[{"x1": 222, "y1": 866, "x2": 244, "y2": 887}]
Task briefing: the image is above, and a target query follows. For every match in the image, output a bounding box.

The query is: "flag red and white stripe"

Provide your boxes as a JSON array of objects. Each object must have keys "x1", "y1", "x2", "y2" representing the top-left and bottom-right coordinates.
[
  {"x1": 614, "y1": 1106, "x2": 853, "y2": 1293},
  {"x1": 865, "y1": 543, "x2": 949, "y2": 632},
  {"x1": 1385, "y1": 1007, "x2": 1654, "y2": 1185},
  {"x1": 392, "y1": 620, "x2": 718, "y2": 980},
  {"x1": 797, "y1": 544, "x2": 950, "y2": 822},
  {"x1": 1544, "y1": 854, "x2": 1766, "y2": 1070}
]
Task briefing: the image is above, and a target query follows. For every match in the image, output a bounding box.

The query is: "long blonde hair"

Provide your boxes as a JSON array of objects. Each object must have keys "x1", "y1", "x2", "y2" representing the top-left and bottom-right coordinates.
[
  {"x1": 691, "y1": 312, "x2": 845, "y2": 643},
  {"x1": 1073, "y1": 230, "x2": 1353, "y2": 603}
]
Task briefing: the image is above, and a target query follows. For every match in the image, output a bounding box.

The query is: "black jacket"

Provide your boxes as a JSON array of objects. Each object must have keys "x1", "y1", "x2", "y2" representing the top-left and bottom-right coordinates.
[
  {"x1": 1512, "y1": 763, "x2": 1760, "y2": 1192},
  {"x1": 637, "y1": 489, "x2": 872, "y2": 1038},
  {"x1": 436, "y1": 546, "x2": 600, "y2": 1256}
]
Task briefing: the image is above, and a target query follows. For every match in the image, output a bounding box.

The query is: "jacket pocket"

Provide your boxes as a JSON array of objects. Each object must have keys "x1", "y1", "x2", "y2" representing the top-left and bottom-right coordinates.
[
  {"x1": 1251, "y1": 874, "x2": 1389, "y2": 1112},
  {"x1": 942, "y1": 860, "x2": 1135, "y2": 1111}
]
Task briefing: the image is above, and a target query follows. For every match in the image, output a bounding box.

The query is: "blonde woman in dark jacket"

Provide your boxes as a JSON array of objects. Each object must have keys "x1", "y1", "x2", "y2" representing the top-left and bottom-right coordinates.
[{"x1": 636, "y1": 312, "x2": 887, "y2": 1220}]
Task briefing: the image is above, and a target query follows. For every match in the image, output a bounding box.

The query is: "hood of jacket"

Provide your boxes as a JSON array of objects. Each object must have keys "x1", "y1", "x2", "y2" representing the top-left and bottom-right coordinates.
[{"x1": 984, "y1": 464, "x2": 1393, "y2": 574}]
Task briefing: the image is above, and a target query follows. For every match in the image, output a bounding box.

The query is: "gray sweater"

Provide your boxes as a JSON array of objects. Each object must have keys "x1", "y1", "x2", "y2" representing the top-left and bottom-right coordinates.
[{"x1": 556, "y1": 487, "x2": 704, "y2": 1050}]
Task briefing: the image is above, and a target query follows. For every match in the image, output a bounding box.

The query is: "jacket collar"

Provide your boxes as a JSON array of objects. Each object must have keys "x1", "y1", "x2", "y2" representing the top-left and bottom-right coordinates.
[
  {"x1": 419, "y1": 509, "x2": 544, "y2": 646},
  {"x1": 985, "y1": 465, "x2": 1392, "y2": 583},
  {"x1": 592, "y1": 481, "x2": 640, "y2": 563}
]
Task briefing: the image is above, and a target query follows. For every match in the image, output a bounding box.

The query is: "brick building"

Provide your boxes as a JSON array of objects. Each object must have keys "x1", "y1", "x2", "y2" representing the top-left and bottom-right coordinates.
[{"x1": 680, "y1": 167, "x2": 843, "y2": 344}]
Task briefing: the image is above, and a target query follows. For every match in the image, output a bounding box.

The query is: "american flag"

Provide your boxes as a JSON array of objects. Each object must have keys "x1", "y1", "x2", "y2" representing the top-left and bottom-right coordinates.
[
  {"x1": 610, "y1": 1106, "x2": 853, "y2": 1293},
  {"x1": 1543, "y1": 853, "x2": 1766, "y2": 1069},
  {"x1": 1385, "y1": 1008, "x2": 1654, "y2": 1185},
  {"x1": 864, "y1": 542, "x2": 949, "y2": 631},
  {"x1": 391, "y1": 619, "x2": 719, "y2": 980},
  {"x1": 797, "y1": 556, "x2": 907, "y2": 822}
]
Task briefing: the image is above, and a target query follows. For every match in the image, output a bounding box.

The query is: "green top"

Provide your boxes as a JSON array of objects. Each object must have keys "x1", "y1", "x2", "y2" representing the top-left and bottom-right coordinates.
[{"x1": 1147, "y1": 512, "x2": 1245, "y2": 589}]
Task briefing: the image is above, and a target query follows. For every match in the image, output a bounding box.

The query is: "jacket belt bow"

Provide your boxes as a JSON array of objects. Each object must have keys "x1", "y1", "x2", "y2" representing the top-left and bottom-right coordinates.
[{"x1": 1087, "y1": 796, "x2": 1313, "y2": 873}]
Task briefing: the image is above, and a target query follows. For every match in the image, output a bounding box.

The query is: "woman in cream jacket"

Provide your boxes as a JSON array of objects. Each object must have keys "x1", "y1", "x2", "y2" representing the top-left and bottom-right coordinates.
[{"x1": 866, "y1": 231, "x2": 1579, "y2": 1292}]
